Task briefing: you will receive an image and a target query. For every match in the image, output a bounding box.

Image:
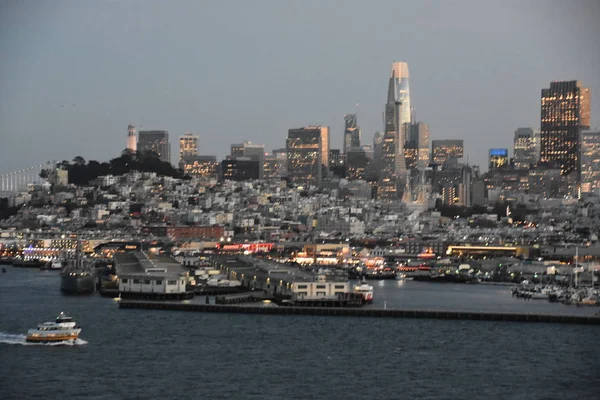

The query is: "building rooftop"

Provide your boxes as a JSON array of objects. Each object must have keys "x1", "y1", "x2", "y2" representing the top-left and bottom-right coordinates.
[{"x1": 114, "y1": 251, "x2": 187, "y2": 277}]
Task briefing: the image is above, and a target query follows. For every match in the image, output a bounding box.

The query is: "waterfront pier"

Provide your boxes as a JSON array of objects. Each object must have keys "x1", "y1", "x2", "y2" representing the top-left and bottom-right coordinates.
[{"x1": 119, "y1": 301, "x2": 600, "y2": 325}]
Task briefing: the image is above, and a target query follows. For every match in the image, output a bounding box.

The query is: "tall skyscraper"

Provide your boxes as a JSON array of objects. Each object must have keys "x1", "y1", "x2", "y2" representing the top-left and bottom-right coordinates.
[
  {"x1": 127, "y1": 125, "x2": 137, "y2": 152},
  {"x1": 286, "y1": 126, "x2": 329, "y2": 186},
  {"x1": 581, "y1": 131, "x2": 600, "y2": 194},
  {"x1": 540, "y1": 80, "x2": 591, "y2": 177},
  {"x1": 138, "y1": 130, "x2": 170, "y2": 163},
  {"x1": 432, "y1": 140, "x2": 464, "y2": 165},
  {"x1": 513, "y1": 128, "x2": 535, "y2": 169},
  {"x1": 391, "y1": 61, "x2": 411, "y2": 126},
  {"x1": 343, "y1": 113, "x2": 361, "y2": 154},
  {"x1": 379, "y1": 63, "x2": 410, "y2": 199},
  {"x1": 179, "y1": 133, "x2": 199, "y2": 166}
]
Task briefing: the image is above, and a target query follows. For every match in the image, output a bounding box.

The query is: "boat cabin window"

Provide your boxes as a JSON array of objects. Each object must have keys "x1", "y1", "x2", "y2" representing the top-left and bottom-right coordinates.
[
  {"x1": 144, "y1": 280, "x2": 151, "y2": 284},
  {"x1": 156, "y1": 280, "x2": 162, "y2": 285},
  {"x1": 133, "y1": 279, "x2": 140, "y2": 284},
  {"x1": 122, "y1": 279, "x2": 128, "y2": 283},
  {"x1": 167, "y1": 280, "x2": 177, "y2": 285}
]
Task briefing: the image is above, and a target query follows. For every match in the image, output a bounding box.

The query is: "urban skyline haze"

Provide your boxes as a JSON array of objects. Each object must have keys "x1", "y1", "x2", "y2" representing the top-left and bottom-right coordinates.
[{"x1": 1, "y1": 0, "x2": 599, "y2": 174}]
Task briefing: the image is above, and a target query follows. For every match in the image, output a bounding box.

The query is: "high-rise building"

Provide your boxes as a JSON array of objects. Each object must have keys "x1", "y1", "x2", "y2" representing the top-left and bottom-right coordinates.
[
  {"x1": 286, "y1": 126, "x2": 330, "y2": 186},
  {"x1": 533, "y1": 130, "x2": 541, "y2": 163},
  {"x1": 241, "y1": 142, "x2": 265, "y2": 179},
  {"x1": 329, "y1": 149, "x2": 342, "y2": 169},
  {"x1": 441, "y1": 183, "x2": 457, "y2": 205},
  {"x1": 581, "y1": 131, "x2": 600, "y2": 194},
  {"x1": 328, "y1": 149, "x2": 345, "y2": 178},
  {"x1": 403, "y1": 124, "x2": 418, "y2": 171},
  {"x1": 391, "y1": 61, "x2": 411, "y2": 127},
  {"x1": 138, "y1": 130, "x2": 170, "y2": 163},
  {"x1": 264, "y1": 153, "x2": 286, "y2": 179},
  {"x1": 127, "y1": 125, "x2": 137, "y2": 152},
  {"x1": 489, "y1": 149, "x2": 509, "y2": 170},
  {"x1": 459, "y1": 165, "x2": 472, "y2": 206},
  {"x1": 229, "y1": 141, "x2": 265, "y2": 179},
  {"x1": 372, "y1": 131, "x2": 384, "y2": 179},
  {"x1": 432, "y1": 140, "x2": 464, "y2": 165},
  {"x1": 230, "y1": 143, "x2": 245, "y2": 158},
  {"x1": 269, "y1": 148, "x2": 288, "y2": 177},
  {"x1": 221, "y1": 158, "x2": 259, "y2": 181},
  {"x1": 415, "y1": 123, "x2": 430, "y2": 171},
  {"x1": 343, "y1": 113, "x2": 361, "y2": 154},
  {"x1": 181, "y1": 155, "x2": 218, "y2": 178},
  {"x1": 540, "y1": 80, "x2": 591, "y2": 177},
  {"x1": 179, "y1": 133, "x2": 199, "y2": 167},
  {"x1": 379, "y1": 63, "x2": 409, "y2": 199},
  {"x1": 346, "y1": 146, "x2": 373, "y2": 181},
  {"x1": 403, "y1": 122, "x2": 430, "y2": 171},
  {"x1": 513, "y1": 128, "x2": 536, "y2": 169}
]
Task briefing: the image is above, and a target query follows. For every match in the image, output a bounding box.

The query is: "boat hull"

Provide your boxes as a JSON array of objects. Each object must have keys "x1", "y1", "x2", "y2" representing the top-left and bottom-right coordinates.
[
  {"x1": 60, "y1": 274, "x2": 96, "y2": 294},
  {"x1": 26, "y1": 333, "x2": 79, "y2": 343}
]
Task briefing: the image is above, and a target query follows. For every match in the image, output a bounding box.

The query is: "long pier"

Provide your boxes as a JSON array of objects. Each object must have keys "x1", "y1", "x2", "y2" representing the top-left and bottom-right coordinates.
[{"x1": 118, "y1": 301, "x2": 600, "y2": 325}]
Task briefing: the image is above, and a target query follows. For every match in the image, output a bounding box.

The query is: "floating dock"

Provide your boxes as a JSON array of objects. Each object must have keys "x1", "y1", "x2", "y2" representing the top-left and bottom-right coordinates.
[{"x1": 118, "y1": 301, "x2": 600, "y2": 325}]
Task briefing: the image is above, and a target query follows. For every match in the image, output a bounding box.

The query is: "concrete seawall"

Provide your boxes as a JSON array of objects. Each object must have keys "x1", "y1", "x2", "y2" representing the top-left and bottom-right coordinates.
[{"x1": 118, "y1": 301, "x2": 600, "y2": 325}]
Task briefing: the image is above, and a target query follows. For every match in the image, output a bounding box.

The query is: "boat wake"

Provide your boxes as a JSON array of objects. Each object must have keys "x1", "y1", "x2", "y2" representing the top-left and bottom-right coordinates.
[{"x1": 0, "y1": 332, "x2": 88, "y2": 346}]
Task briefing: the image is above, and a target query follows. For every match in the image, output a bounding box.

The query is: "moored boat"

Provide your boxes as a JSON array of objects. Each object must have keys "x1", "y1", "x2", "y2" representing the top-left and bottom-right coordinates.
[
  {"x1": 42, "y1": 259, "x2": 65, "y2": 271},
  {"x1": 12, "y1": 258, "x2": 47, "y2": 268},
  {"x1": 354, "y1": 282, "x2": 374, "y2": 303},
  {"x1": 26, "y1": 312, "x2": 82, "y2": 343},
  {"x1": 60, "y1": 241, "x2": 96, "y2": 294}
]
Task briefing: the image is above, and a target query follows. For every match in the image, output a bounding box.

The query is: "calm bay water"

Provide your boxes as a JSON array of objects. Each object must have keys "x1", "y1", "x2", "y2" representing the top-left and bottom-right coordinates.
[{"x1": 1, "y1": 267, "x2": 599, "y2": 400}]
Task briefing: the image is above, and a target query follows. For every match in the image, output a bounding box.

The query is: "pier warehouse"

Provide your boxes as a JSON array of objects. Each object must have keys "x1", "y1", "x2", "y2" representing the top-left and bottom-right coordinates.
[
  {"x1": 114, "y1": 252, "x2": 192, "y2": 299},
  {"x1": 216, "y1": 256, "x2": 362, "y2": 305}
]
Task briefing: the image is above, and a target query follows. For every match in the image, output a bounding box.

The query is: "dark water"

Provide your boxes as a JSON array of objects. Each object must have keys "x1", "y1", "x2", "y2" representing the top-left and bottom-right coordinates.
[{"x1": 1, "y1": 267, "x2": 599, "y2": 400}]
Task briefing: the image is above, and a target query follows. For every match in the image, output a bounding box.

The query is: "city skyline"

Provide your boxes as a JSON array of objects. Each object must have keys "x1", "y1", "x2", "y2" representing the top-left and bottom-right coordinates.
[{"x1": 1, "y1": 1, "x2": 599, "y2": 174}]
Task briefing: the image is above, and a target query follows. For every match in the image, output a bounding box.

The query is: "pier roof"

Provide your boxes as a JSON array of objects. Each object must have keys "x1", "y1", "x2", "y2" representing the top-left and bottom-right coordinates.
[{"x1": 114, "y1": 251, "x2": 187, "y2": 277}]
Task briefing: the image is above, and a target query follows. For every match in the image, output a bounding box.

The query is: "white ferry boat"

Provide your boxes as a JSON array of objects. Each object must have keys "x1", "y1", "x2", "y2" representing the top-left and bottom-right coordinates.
[
  {"x1": 354, "y1": 282, "x2": 374, "y2": 303},
  {"x1": 26, "y1": 312, "x2": 81, "y2": 343}
]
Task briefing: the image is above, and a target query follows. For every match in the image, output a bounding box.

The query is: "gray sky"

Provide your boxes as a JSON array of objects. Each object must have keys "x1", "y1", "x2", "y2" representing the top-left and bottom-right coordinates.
[{"x1": 1, "y1": 0, "x2": 599, "y2": 174}]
